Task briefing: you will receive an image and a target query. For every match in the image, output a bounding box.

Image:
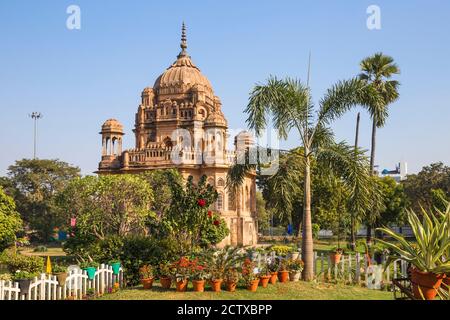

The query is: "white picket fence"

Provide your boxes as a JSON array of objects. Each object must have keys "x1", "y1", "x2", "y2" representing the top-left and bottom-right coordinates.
[
  {"x1": 0, "y1": 263, "x2": 124, "y2": 301},
  {"x1": 252, "y1": 251, "x2": 408, "y2": 290}
]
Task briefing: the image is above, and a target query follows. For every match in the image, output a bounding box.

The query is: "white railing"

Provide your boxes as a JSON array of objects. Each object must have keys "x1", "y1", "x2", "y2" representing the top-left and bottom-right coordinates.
[
  {"x1": 252, "y1": 251, "x2": 409, "y2": 290},
  {"x1": 0, "y1": 263, "x2": 124, "y2": 301}
]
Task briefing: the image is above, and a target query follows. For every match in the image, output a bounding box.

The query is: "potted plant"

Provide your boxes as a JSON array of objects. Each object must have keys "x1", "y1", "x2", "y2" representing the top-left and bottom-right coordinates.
[
  {"x1": 290, "y1": 250, "x2": 301, "y2": 261},
  {"x1": 80, "y1": 261, "x2": 99, "y2": 280},
  {"x1": 173, "y1": 257, "x2": 191, "y2": 292},
  {"x1": 371, "y1": 244, "x2": 389, "y2": 265},
  {"x1": 52, "y1": 264, "x2": 68, "y2": 286},
  {"x1": 224, "y1": 267, "x2": 240, "y2": 292},
  {"x1": 376, "y1": 206, "x2": 450, "y2": 300},
  {"x1": 277, "y1": 258, "x2": 289, "y2": 283},
  {"x1": 109, "y1": 259, "x2": 121, "y2": 275},
  {"x1": 267, "y1": 259, "x2": 279, "y2": 284},
  {"x1": 288, "y1": 259, "x2": 304, "y2": 282},
  {"x1": 202, "y1": 246, "x2": 243, "y2": 292},
  {"x1": 330, "y1": 247, "x2": 344, "y2": 265},
  {"x1": 139, "y1": 264, "x2": 154, "y2": 289},
  {"x1": 158, "y1": 262, "x2": 174, "y2": 289},
  {"x1": 12, "y1": 271, "x2": 38, "y2": 294},
  {"x1": 241, "y1": 258, "x2": 259, "y2": 292},
  {"x1": 191, "y1": 259, "x2": 207, "y2": 292},
  {"x1": 258, "y1": 262, "x2": 271, "y2": 288}
]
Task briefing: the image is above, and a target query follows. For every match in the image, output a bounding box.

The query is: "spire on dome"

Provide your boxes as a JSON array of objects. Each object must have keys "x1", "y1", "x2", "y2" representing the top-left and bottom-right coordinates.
[{"x1": 178, "y1": 22, "x2": 188, "y2": 58}]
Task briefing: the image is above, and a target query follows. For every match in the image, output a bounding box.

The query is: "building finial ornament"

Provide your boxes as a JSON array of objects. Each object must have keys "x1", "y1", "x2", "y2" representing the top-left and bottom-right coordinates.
[{"x1": 178, "y1": 22, "x2": 188, "y2": 58}]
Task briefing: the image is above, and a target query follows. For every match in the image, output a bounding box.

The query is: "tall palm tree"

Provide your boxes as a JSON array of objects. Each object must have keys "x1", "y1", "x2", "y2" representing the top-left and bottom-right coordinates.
[
  {"x1": 227, "y1": 77, "x2": 383, "y2": 280},
  {"x1": 359, "y1": 53, "x2": 400, "y2": 244}
]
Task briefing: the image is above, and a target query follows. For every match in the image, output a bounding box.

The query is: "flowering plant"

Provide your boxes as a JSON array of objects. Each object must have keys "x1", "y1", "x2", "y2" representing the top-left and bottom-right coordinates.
[
  {"x1": 241, "y1": 258, "x2": 258, "y2": 285},
  {"x1": 139, "y1": 265, "x2": 153, "y2": 279},
  {"x1": 190, "y1": 259, "x2": 208, "y2": 280},
  {"x1": 158, "y1": 261, "x2": 175, "y2": 278},
  {"x1": 224, "y1": 267, "x2": 240, "y2": 283},
  {"x1": 172, "y1": 257, "x2": 193, "y2": 281},
  {"x1": 288, "y1": 259, "x2": 304, "y2": 272}
]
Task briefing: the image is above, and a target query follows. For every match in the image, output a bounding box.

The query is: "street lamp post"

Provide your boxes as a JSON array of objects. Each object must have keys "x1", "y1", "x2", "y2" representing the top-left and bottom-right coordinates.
[{"x1": 29, "y1": 112, "x2": 43, "y2": 159}]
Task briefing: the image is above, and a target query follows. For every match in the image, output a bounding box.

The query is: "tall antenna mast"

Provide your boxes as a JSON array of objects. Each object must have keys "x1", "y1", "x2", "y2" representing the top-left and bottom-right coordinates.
[{"x1": 29, "y1": 112, "x2": 43, "y2": 159}]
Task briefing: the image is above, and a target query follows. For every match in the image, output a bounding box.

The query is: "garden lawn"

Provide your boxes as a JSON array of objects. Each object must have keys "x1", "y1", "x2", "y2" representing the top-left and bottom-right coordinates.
[{"x1": 98, "y1": 281, "x2": 393, "y2": 300}]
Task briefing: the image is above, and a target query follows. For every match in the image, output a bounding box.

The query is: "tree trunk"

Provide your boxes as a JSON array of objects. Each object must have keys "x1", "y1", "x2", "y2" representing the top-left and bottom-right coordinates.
[
  {"x1": 301, "y1": 155, "x2": 314, "y2": 281},
  {"x1": 367, "y1": 118, "x2": 377, "y2": 246},
  {"x1": 350, "y1": 112, "x2": 360, "y2": 251}
]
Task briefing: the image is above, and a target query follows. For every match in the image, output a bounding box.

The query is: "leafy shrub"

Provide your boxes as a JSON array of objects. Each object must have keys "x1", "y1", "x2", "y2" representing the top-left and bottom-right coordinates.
[
  {"x1": 0, "y1": 273, "x2": 11, "y2": 281},
  {"x1": 1, "y1": 252, "x2": 44, "y2": 274},
  {"x1": 270, "y1": 245, "x2": 294, "y2": 257},
  {"x1": 12, "y1": 270, "x2": 39, "y2": 281},
  {"x1": 312, "y1": 223, "x2": 320, "y2": 239},
  {"x1": 200, "y1": 211, "x2": 230, "y2": 246},
  {"x1": 33, "y1": 245, "x2": 48, "y2": 252}
]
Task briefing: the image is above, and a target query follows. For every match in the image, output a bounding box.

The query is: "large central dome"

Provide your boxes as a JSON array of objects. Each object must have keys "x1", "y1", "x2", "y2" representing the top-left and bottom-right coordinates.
[{"x1": 153, "y1": 23, "x2": 213, "y2": 94}]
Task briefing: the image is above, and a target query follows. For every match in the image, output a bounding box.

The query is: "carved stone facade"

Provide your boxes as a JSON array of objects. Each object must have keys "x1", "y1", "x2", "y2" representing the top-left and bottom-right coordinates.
[{"x1": 96, "y1": 24, "x2": 257, "y2": 246}]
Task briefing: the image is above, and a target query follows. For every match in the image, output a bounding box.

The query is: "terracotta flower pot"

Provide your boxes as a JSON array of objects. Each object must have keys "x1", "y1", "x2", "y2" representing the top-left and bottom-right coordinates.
[
  {"x1": 411, "y1": 268, "x2": 444, "y2": 300},
  {"x1": 290, "y1": 252, "x2": 300, "y2": 260},
  {"x1": 160, "y1": 277, "x2": 172, "y2": 289},
  {"x1": 278, "y1": 270, "x2": 289, "y2": 283},
  {"x1": 259, "y1": 275, "x2": 270, "y2": 288},
  {"x1": 176, "y1": 279, "x2": 188, "y2": 292},
  {"x1": 289, "y1": 271, "x2": 301, "y2": 282},
  {"x1": 330, "y1": 253, "x2": 342, "y2": 265},
  {"x1": 225, "y1": 281, "x2": 237, "y2": 292},
  {"x1": 141, "y1": 277, "x2": 154, "y2": 289},
  {"x1": 211, "y1": 279, "x2": 223, "y2": 292},
  {"x1": 269, "y1": 272, "x2": 278, "y2": 284},
  {"x1": 53, "y1": 272, "x2": 68, "y2": 286},
  {"x1": 247, "y1": 279, "x2": 260, "y2": 292},
  {"x1": 192, "y1": 280, "x2": 205, "y2": 292}
]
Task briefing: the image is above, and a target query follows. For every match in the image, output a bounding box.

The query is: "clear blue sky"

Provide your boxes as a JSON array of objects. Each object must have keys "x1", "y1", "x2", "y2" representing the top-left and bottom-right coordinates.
[{"x1": 0, "y1": 0, "x2": 449, "y2": 175}]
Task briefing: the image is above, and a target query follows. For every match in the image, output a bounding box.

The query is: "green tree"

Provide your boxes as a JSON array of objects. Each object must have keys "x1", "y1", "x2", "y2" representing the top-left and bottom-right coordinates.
[
  {"x1": 6, "y1": 159, "x2": 80, "y2": 241},
  {"x1": 227, "y1": 76, "x2": 382, "y2": 280},
  {"x1": 358, "y1": 53, "x2": 400, "y2": 243},
  {"x1": 57, "y1": 174, "x2": 155, "y2": 240},
  {"x1": 403, "y1": 162, "x2": 450, "y2": 213},
  {"x1": 163, "y1": 174, "x2": 226, "y2": 253},
  {"x1": 375, "y1": 177, "x2": 408, "y2": 229},
  {"x1": 0, "y1": 187, "x2": 23, "y2": 251}
]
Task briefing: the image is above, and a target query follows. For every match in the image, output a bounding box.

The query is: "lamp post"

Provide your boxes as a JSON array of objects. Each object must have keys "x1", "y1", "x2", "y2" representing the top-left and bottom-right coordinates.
[{"x1": 29, "y1": 112, "x2": 43, "y2": 159}]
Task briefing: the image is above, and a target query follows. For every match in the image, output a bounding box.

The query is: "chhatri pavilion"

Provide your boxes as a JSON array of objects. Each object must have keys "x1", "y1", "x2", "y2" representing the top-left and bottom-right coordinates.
[{"x1": 96, "y1": 24, "x2": 257, "y2": 246}]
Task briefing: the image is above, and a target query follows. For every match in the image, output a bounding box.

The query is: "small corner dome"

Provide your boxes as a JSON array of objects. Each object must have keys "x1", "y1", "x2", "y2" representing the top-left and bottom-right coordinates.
[
  {"x1": 234, "y1": 130, "x2": 255, "y2": 146},
  {"x1": 101, "y1": 119, "x2": 124, "y2": 133},
  {"x1": 205, "y1": 112, "x2": 227, "y2": 127}
]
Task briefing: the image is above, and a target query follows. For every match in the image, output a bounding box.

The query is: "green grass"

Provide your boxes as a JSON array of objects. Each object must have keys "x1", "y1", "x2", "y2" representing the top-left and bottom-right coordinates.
[{"x1": 97, "y1": 281, "x2": 393, "y2": 300}]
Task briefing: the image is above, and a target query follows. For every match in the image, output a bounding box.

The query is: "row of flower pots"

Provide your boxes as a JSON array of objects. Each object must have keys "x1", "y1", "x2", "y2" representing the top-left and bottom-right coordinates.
[{"x1": 138, "y1": 253, "x2": 305, "y2": 293}]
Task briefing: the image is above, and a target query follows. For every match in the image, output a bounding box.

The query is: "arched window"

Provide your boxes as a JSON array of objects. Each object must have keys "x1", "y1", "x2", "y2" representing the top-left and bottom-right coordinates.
[
  {"x1": 245, "y1": 186, "x2": 250, "y2": 211},
  {"x1": 217, "y1": 178, "x2": 225, "y2": 187},
  {"x1": 227, "y1": 191, "x2": 235, "y2": 211},
  {"x1": 207, "y1": 177, "x2": 215, "y2": 187},
  {"x1": 216, "y1": 192, "x2": 224, "y2": 211}
]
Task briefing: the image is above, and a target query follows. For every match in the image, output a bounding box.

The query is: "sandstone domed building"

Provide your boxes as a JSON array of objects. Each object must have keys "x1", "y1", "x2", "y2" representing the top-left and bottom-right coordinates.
[{"x1": 97, "y1": 24, "x2": 257, "y2": 246}]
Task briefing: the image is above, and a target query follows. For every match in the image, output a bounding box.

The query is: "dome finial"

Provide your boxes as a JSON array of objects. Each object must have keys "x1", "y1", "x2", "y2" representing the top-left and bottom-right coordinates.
[{"x1": 179, "y1": 22, "x2": 188, "y2": 57}]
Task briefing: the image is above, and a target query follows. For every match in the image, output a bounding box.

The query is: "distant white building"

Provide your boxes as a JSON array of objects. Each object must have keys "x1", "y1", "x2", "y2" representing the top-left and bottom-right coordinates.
[{"x1": 375, "y1": 162, "x2": 408, "y2": 182}]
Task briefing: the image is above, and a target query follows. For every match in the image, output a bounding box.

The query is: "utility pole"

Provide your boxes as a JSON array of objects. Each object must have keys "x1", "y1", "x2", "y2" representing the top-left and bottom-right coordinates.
[{"x1": 29, "y1": 112, "x2": 43, "y2": 159}]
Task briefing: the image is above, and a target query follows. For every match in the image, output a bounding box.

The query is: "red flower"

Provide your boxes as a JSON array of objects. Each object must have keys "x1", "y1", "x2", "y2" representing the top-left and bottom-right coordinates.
[
  {"x1": 213, "y1": 220, "x2": 220, "y2": 226},
  {"x1": 197, "y1": 199, "x2": 206, "y2": 207},
  {"x1": 207, "y1": 211, "x2": 213, "y2": 218}
]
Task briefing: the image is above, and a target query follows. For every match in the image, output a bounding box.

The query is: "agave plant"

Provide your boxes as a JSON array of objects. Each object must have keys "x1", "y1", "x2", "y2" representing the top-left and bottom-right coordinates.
[{"x1": 376, "y1": 206, "x2": 450, "y2": 274}]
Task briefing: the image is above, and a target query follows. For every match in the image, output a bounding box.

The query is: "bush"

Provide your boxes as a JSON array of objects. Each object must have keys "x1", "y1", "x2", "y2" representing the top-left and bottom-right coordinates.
[
  {"x1": 33, "y1": 245, "x2": 48, "y2": 253},
  {"x1": 0, "y1": 251, "x2": 44, "y2": 274},
  {"x1": 312, "y1": 223, "x2": 320, "y2": 239},
  {"x1": 270, "y1": 245, "x2": 295, "y2": 257}
]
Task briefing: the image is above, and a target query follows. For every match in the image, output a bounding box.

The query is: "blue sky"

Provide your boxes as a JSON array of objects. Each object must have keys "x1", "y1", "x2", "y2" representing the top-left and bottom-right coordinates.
[{"x1": 0, "y1": 0, "x2": 449, "y2": 175}]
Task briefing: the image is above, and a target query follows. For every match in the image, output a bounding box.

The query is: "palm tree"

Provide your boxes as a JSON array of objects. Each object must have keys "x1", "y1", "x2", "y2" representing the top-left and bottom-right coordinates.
[
  {"x1": 227, "y1": 76, "x2": 383, "y2": 280},
  {"x1": 359, "y1": 53, "x2": 400, "y2": 244}
]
